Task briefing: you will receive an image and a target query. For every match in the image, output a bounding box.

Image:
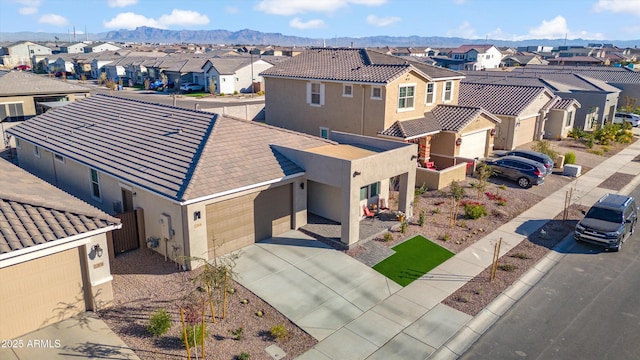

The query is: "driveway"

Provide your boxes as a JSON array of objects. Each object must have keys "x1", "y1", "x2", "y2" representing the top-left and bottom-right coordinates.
[{"x1": 234, "y1": 230, "x2": 402, "y2": 341}]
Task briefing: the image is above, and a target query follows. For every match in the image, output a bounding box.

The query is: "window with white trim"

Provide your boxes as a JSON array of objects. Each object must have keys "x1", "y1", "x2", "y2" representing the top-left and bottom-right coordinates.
[
  {"x1": 320, "y1": 127, "x2": 329, "y2": 139},
  {"x1": 371, "y1": 87, "x2": 382, "y2": 99},
  {"x1": 359, "y1": 186, "x2": 368, "y2": 201},
  {"x1": 443, "y1": 81, "x2": 454, "y2": 103},
  {"x1": 343, "y1": 84, "x2": 353, "y2": 97},
  {"x1": 34, "y1": 145, "x2": 40, "y2": 158},
  {"x1": 398, "y1": 84, "x2": 415, "y2": 110},
  {"x1": 54, "y1": 153, "x2": 64, "y2": 163},
  {"x1": 90, "y1": 168, "x2": 101, "y2": 200},
  {"x1": 425, "y1": 82, "x2": 436, "y2": 105},
  {"x1": 307, "y1": 82, "x2": 324, "y2": 106},
  {"x1": 566, "y1": 111, "x2": 573, "y2": 126}
]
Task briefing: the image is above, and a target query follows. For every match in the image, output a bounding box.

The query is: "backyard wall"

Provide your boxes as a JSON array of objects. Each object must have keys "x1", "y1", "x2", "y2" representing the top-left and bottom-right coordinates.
[{"x1": 415, "y1": 162, "x2": 467, "y2": 190}]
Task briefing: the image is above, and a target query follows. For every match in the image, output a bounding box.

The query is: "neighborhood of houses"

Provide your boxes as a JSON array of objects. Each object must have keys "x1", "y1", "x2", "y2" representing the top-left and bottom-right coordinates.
[{"x1": 2, "y1": 38, "x2": 640, "y2": 345}]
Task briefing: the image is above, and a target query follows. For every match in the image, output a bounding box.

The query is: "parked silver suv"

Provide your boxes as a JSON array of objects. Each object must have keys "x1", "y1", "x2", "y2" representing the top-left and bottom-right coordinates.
[{"x1": 575, "y1": 193, "x2": 638, "y2": 251}]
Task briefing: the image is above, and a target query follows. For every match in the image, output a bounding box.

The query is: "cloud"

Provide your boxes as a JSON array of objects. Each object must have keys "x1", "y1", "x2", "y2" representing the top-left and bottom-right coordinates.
[
  {"x1": 452, "y1": 0, "x2": 466, "y2": 4},
  {"x1": 524, "y1": 15, "x2": 603, "y2": 40},
  {"x1": 225, "y1": 6, "x2": 240, "y2": 14},
  {"x1": 446, "y1": 21, "x2": 477, "y2": 38},
  {"x1": 593, "y1": 0, "x2": 640, "y2": 16},
  {"x1": 19, "y1": 7, "x2": 37, "y2": 14},
  {"x1": 255, "y1": 0, "x2": 386, "y2": 15},
  {"x1": 16, "y1": 0, "x2": 40, "y2": 15},
  {"x1": 108, "y1": 0, "x2": 138, "y2": 7},
  {"x1": 366, "y1": 14, "x2": 400, "y2": 27},
  {"x1": 157, "y1": 9, "x2": 210, "y2": 26},
  {"x1": 38, "y1": 13, "x2": 69, "y2": 26},
  {"x1": 290, "y1": 17, "x2": 326, "y2": 29},
  {"x1": 104, "y1": 9, "x2": 210, "y2": 29},
  {"x1": 104, "y1": 12, "x2": 159, "y2": 29}
]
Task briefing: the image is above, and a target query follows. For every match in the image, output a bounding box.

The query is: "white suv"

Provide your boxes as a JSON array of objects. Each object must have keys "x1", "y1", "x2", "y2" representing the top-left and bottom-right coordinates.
[{"x1": 613, "y1": 112, "x2": 640, "y2": 127}]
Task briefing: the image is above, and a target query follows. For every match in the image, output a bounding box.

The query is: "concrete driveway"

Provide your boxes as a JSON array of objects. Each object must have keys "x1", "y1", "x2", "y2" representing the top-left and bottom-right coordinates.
[{"x1": 234, "y1": 230, "x2": 402, "y2": 340}]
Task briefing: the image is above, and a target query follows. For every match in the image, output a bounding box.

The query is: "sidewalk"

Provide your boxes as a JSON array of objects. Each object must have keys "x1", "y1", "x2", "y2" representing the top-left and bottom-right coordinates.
[{"x1": 296, "y1": 139, "x2": 640, "y2": 360}]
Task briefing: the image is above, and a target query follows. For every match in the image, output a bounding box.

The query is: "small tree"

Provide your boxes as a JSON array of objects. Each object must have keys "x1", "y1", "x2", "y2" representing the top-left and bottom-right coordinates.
[
  {"x1": 97, "y1": 72, "x2": 107, "y2": 85},
  {"x1": 532, "y1": 140, "x2": 558, "y2": 160},
  {"x1": 448, "y1": 180, "x2": 465, "y2": 228},
  {"x1": 474, "y1": 163, "x2": 496, "y2": 199}
]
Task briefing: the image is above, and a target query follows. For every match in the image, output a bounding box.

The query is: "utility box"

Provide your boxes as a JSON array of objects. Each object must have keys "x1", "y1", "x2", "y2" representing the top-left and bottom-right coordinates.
[{"x1": 564, "y1": 164, "x2": 581, "y2": 177}]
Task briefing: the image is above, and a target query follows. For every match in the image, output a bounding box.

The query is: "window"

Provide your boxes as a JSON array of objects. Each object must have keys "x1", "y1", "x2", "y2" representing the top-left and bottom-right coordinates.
[
  {"x1": 443, "y1": 81, "x2": 454, "y2": 103},
  {"x1": 90, "y1": 168, "x2": 101, "y2": 200},
  {"x1": 0, "y1": 102, "x2": 25, "y2": 122},
  {"x1": 360, "y1": 182, "x2": 380, "y2": 201},
  {"x1": 398, "y1": 84, "x2": 415, "y2": 110},
  {"x1": 54, "y1": 153, "x2": 64, "y2": 163},
  {"x1": 343, "y1": 84, "x2": 353, "y2": 97},
  {"x1": 566, "y1": 111, "x2": 573, "y2": 127},
  {"x1": 370, "y1": 182, "x2": 380, "y2": 197},
  {"x1": 371, "y1": 87, "x2": 382, "y2": 99},
  {"x1": 320, "y1": 127, "x2": 329, "y2": 139},
  {"x1": 34, "y1": 145, "x2": 40, "y2": 158},
  {"x1": 307, "y1": 82, "x2": 324, "y2": 106},
  {"x1": 425, "y1": 82, "x2": 436, "y2": 104},
  {"x1": 360, "y1": 186, "x2": 368, "y2": 201}
]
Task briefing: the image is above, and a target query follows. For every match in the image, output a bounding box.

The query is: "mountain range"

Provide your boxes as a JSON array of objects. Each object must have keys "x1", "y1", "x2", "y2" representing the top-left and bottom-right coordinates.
[{"x1": 2, "y1": 26, "x2": 640, "y2": 48}]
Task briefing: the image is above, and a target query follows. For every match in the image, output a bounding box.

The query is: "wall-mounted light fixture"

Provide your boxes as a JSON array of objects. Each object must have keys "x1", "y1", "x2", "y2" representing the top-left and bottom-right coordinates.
[
  {"x1": 455, "y1": 137, "x2": 462, "y2": 146},
  {"x1": 411, "y1": 155, "x2": 418, "y2": 160},
  {"x1": 490, "y1": 128, "x2": 496, "y2": 137},
  {"x1": 92, "y1": 244, "x2": 104, "y2": 258},
  {"x1": 132, "y1": 191, "x2": 137, "y2": 197},
  {"x1": 193, "y1": 211, "x2": 201, "y2": 221},
  {"x1": 300, "y1": 182, "x2": 305, "y2": 190},
  {"x1": 353, "y1": 171, "x2": 361, "y2": 177}
]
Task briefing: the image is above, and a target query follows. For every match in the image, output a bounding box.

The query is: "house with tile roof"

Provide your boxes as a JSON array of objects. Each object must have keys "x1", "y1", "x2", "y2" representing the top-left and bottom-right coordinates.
[
  {"x1": 448, "y1": 44, "x2": 502, "y2": 70},
  {"x1": 84, "y1": 42, "x2": 121, "y2": 53},
  {"x1": 458, "y1": 82, "x2": 557, "y2": 150},
  {"x1": 260, "y1": 48, "x2": 500, "y2": 170},
  {"x1": 8, "y1": 94, "x2": 417, "y2": 265},
  {"x1": 0, "y1": 158, "x2": 120, "y2": 339}
]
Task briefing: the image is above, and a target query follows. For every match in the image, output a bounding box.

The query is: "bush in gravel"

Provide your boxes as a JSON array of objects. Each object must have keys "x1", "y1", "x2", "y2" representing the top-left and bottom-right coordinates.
[
  {"x1": 418, "y1": 210, "x2": 426, "y2": 227},
  {"x1": 236, "y1": 353, "x2": 250, "y2": 360},
  {"x1": 532, "y1": 140, "x2": 558, "y2": 160},
  {"x1": 511, "y1": 252, "x2": 532, "y2": 260},
  {"x1": 464, "y1": 203, "x2": 487, "y2": 219},
  {"x1": 400, "y1": 219, "x2": 408, "y2": 234},
  {"x1": 382, "y1": 232, "x2": 393, "y2": 242},
  {"x1": 439, "y1": 233, "x2": 451, "y2": 242},
  {"x1": 230, "y1": 327, "x2": 244, "y2": 341},
  {"x1": 498, "y1": 264, "x2": 518, "y2": 272},
  {"x1": 147, "y1": 309, "x2": 172, "y2": 336},
  {"x1": 564, "y1": 151, "x2": 576, "y2": 165},
  {"x1": 180, "y1": 324, "x2": 208, "y2": 347},
  {"x1": 270, "y1": 324, "x2": 287, "y2": 340}
]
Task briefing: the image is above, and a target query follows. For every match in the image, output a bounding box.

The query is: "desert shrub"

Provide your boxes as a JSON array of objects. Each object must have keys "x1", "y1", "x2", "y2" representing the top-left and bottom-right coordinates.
[
  {"x1": 588, "y1": 149, "x2": 604, "y2": 156},
  {"x1": 234, "y1": 90, "x2": 239, "y2": 95},
  {"x1": 594, "y1": 124, "x2": 620, "y2": 145},
  {"x1": 97, "y1": 72, "x2": 107, "y2": 85},
  {"x1": 418, "y1": 210, "x2": 426, "y2": 227},
  {"x1": 511, "y1": 252, "x2": 532, "y2": 260},
  {"x1": 147, "y1": 309, "x2": 172, "y2": 336},
  {"x1": 455, "y1": 296, "x2": 469, "y2": 303},
  {"x1": 382, "y1": 232, "x2": 393, "y2": 242},
  {"x1": 567, "y1": 128, "x2": 586, "y2": 139},
  {"x1": 464, "y1": 203, "x2": 487, "y2": 219},
  {"x1": 219, "y1": 92, "x2": 225, "y2": 96},
  {"x1": 181, "y1": 324, "x2": 208, "y2": 347},
  {"x1": 270, "y1": 324, "x2": 287, "y2": 340},
  {"x1": 400, "y1": 220, "x2": 408, "y2": 234},
  {"x1": 431, "y1": 207, "x2": 440, "y2": 215},
  {"x1": 230, "y1": 327, "x2": 244, "y2": 340},
  {"x1": 236, "y1": 353, "x2": 250, "y2": 360},
  {"x1": 105, "y1": 79, "x2": 117, "y2": 90},
  {"x1": 496, "y1": 199, "x2": 507, "y2": 206},
  {"x1": 439, "y1": 233, "x2": 450, "y2": 242},
  {"x1": 564, "y1": 151, "x2": 576, "y2": 165},
  {"x1": 414, "y1": 183, "x2": 428, "y2": 197},
  {"x1": 532, "y1": 140, "x2": 558, "y2": 160},
  {"x1": 498, "y1": 264, "x2": 518, "y2": 272},
  {"x1": 616, "y1": 127, "x2": 634, "y2": 143},
  {"x1": 585, "y1": 135, "x2": 595, "y2": 149}
]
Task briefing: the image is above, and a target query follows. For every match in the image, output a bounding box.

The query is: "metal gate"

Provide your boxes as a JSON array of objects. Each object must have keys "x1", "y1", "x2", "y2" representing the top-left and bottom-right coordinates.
[{"x1": 112, "y1": 208, "x2": 142, "y2": 254}]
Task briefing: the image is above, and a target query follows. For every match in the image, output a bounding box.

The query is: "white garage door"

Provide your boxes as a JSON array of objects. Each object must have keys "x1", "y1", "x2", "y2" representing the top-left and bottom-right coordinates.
[
  {"x1": 459, "y1": 130, "x2": 487, "y2": 159},
  {"x1": 0, "y1": 248, "x2": 85, "y2": 339}
]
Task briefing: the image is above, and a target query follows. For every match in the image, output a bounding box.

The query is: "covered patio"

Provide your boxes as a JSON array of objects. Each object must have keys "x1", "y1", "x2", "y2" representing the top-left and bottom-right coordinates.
[{"x1": 301, "y1": 213, "x2": 400, "y2": 249}]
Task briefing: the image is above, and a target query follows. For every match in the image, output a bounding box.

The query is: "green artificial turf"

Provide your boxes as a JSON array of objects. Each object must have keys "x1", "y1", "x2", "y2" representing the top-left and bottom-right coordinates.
[{"x1": 372, "y1": 235, "x2": 454, "y2": 286}]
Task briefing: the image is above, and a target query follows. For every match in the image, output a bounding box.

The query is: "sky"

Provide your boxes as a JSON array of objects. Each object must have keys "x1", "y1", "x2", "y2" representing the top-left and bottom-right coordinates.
[{"x1": 0, "y1": 0, "x2": 639, "y2": 41}]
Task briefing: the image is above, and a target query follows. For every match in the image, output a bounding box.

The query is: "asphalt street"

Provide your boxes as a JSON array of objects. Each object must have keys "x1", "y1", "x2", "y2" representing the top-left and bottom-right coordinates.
[{"x1": 460, "y1": 185, "x2": 640, "y2": 360}]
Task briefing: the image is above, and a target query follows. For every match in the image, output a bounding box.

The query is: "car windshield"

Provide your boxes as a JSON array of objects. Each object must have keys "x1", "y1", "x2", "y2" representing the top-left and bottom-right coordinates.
[{"x1": 585, "y1": 207, "x2": 623, "y2": 223}]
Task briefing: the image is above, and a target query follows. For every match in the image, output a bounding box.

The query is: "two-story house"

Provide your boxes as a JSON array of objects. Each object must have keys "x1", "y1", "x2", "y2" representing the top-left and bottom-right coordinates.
[
  {"x1": 260, "y1": 48, "x2": 501, "y2": 169},
  {"x1": 449, "y1": 44, "x2": 502, "y2": 70}
]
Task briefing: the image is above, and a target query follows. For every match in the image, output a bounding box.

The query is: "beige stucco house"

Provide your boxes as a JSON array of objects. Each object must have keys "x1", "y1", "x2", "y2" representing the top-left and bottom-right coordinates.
[
  {"x1": 8, "y1": 95, "x2": 416, "y2": 268},
  {"x1": 0, "y1": 159, "x2": 120, "y2": 339},
  {"x1": 544, "y1": 98, "x2": 581, "y2": 139}
]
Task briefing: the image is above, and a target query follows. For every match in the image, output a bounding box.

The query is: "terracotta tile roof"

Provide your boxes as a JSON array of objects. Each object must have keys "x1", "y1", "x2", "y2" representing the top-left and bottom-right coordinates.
[
  {"x1": 458, "y1": 82, "x2": 549, "y2": 116},
  {"x1": 260, "y1": 48, "x2": 463, "y2": 83},
  {"x1": 0, "y1": 70, "x2": 91, "y2": 96},
  {"x1": 552, "y1": 98, "x2": 581, "y2": 110},
  {"x1": 512, "y1": 64, "x2": 640, "y2": 84},
  {"x1": 462, "y1": 71, "x2": 621, "y2": 93},
  {"x1": 379, "y1": 113, "x2": 441, "y2": 140},
  {"x1": 0, "y1": 159, "x2": 119, "y2": 254},
  {"x1": 432, "y1": 104, "x2": 501, "y2": 132},
  {"x1": 8, "y1": 95, "x2": 332, "y2": 202}
]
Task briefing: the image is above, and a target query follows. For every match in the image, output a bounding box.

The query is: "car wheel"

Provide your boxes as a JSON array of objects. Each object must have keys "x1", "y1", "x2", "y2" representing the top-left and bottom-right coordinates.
[{"x1": 517, "y1": 177, "x2": 531, "y2": 188}]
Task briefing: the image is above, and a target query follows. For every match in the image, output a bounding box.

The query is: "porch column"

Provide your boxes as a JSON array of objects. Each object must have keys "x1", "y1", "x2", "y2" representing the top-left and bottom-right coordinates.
[
  {"x1": 418, "y1": 135, "x2": 432, "y2": 166},
  {"x1": 397, "y1": 172, "x2": 415, "y2": 218},
  {"x1": 341, "y1": 184, "x2": 360, "y2": 248},
  {"x1": 292, "y1": 179, "x2": 307, "y2": 229}
]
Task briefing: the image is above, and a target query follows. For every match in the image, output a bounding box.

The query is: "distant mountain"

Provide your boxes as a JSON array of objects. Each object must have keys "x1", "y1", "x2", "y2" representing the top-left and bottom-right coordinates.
[{"x1": 2, "y1": 26, "x2": 640, "y2": 48}]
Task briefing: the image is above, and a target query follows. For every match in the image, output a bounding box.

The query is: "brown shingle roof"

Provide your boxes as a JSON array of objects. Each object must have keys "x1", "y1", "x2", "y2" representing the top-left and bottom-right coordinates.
[
  {"x1": 260, "y1": 48, "x2": 463, "y2": 84},
  {"x1": 8, "y1": 95, "x2": 332, "y2": 202},
  {"x1": 458, "y1": 82, "x2": 550, "y2": 116},
  {"x1": 0, "y1": 159, "x2": 119, "y2": 254}
]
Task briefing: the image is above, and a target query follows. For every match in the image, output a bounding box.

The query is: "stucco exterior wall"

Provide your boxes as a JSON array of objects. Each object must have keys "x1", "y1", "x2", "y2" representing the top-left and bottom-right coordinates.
[
  {"x1": 415, "y1": 162, "x2": 467, "y2": 190},
  {"x1": 308, "y1": 181, "x2": 342, "y2": 222}
]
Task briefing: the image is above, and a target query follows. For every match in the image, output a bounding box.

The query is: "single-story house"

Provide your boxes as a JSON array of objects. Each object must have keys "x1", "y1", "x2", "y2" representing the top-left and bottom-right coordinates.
[
  {"x1": 8, "y1": 95, "x2": 417, "y2": 269},
  {"x1": 0, "y1": 158, "x2": 120, "y2": 339},
  {"x1": 202, "y1": 57, "x2": 274, "y2": 94}
]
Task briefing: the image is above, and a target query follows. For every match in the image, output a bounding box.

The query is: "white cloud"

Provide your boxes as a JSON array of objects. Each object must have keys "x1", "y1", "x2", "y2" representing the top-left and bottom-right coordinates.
[
  {"x1": 38, "y1": 13, "x2": 69, "y2": 26},
  {"x1": 290, "y1": 17, "x2": 326, "y2": 29},
  {"x1": 446, "y1": 21, "x2": 477, "y2": 38},
  {"x1": 366, "y1": 14, "x2": 400, "y2": 27},
  {"x1": 108, "y1": 0, "x2": 138, "y2": 8},
  {"x1": 593, "y1": 0, "x2": 640, "y2": 16},
  {"x1": 225, "y1": 6, "x2": 240, "y2": 14},
  {"x1": 19, "y1": 7, "x2": 37, "y2": 14},
  {"x1": 104, "y1": 9, "x2": 210, "y2": 29},
  {"x1": 103, "y1": 12, "x2": 159, "y2": 29},
  {"x1": 255, "y1": 0, "x2": 386, "y2": 15},
  {"x1": 452, "y1": 0, "x2": 466, "y2": 4},
  {"x1": 524, "y1": 16, "x2": 603, "y2": 40},
  {"x1": 157, "y1": 9, "x2": 209, "y2": 26},
  {"x1": 16, "y1": 0, "x2": 40, "y2": 15}
]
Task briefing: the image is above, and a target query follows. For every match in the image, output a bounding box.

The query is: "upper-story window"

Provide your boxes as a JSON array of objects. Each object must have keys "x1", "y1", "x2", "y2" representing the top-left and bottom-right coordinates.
[
  {"x1": 371, "y1": 87, "x2": 382, "y2": 99},
  {"x1": 343, "y1": 84, "x2": 353, "y2": 97},
  {"x1": 425, "y1": 82, "x2": 436, "y2": 105},
  {"x1": 90, "y1": 168, "x2": 102, "y2": 201},
  {"x1": 443, "y1": 81, "x2": 454, "y2": 103},
  {"x1": 320, "y1": 127, "x2": 329, "y2": 139},
  {"x1": 307, "y1": 82, "x2": 324, "y2": 106},
  {"x1": 398, "y1": 84, "x2": 415, "y2": 111},
  {"x1": 54, "y1": 153, "x2": 65, "y2": 163}
]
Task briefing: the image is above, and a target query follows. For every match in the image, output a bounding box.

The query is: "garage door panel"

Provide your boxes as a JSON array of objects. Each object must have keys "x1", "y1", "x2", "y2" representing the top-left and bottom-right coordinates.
[
  {"x1": 0, "y1": 248, "x2": 85, "y2": 339},
  {"x1": 515, "y1": 118, "x2": 536, "y2": 147},
  {"x1": 459, "y1": 130, "x2": 487, "y2": 159}
]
